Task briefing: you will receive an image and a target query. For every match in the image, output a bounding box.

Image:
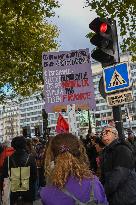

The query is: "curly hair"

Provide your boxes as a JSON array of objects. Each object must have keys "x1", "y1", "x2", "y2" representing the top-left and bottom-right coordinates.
[{"x1": 45, "y1": 133, "x2": 93, "y2": 188}]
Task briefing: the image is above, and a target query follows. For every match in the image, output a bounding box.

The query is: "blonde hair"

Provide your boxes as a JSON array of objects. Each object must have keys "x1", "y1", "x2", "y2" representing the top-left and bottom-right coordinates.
[{"x1": 45, "y1": 133, "x2": 93, "y2": 188}]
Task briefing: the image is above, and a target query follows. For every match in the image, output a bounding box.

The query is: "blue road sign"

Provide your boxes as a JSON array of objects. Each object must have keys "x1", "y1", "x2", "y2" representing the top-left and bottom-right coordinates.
[{"x1": 103, "y1": 62, "x2": 130, "y2": 93}]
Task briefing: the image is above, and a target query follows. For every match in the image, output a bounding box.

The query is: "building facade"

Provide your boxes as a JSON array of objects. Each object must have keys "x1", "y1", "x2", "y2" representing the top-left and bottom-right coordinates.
[
  {"x1": 19, "y1": 93, "x2": 43, "y2": 137},
  {"x1": 0, "y1": 104, "x2": 20, "y2": 142}
]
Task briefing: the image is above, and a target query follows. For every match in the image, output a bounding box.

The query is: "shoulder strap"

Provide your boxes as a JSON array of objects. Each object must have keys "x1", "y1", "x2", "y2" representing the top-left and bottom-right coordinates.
[
  {"x1": 11, "y1": 154, "x2": 30, "y2": 168},
  {"x1": 62, "y1": 188, "x2": 85, "y2": 205},
  {"x1": 7, "y1": 156, "x2": 10, "y2": 177},
  {"x1": 10, "y1": 156, "x2": 16, "y2": 168},
  {"x1": 25, "y1": 154, "x2": 30, "y2": 166},
  {"x1": 90, "y1": 179, "x2": 95, "y2": 198},
  {"x1": 87, "y1": 179, "x2": 96, "y2": 203},
  {"x1": 62, "y1": 179, "x2": 96, "y2": 205}
]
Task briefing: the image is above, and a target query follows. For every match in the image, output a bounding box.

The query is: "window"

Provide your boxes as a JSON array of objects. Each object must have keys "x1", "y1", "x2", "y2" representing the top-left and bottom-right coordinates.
[
  {"x1": 21, "y1": 114, "x2": 26, "y2": 117},
  {"x1": 100, "y1": 105, "x2": 107, "y2": 110},
  {"x1": 31, "y1": 117, "x2": 39, "y2": 121},
  {"x1": 51, "y1": 119, "x2": 57, "y2": 124},
  {"x1": 107, "y1": 112, "x2": 112, "y2": 117},
  {"x1": 96, "y1": 106, "x2": 100, "y2": 111},
  {"x1": 95, "y1": 113, "x2": 100, "y2": 118},
  {"x1": 123, "y1": 118, "x2": 126, "y2": 122},
  {"x1": 27, "y1": 107, "x2": 33, "y2": 111},
  {"x1": 49, "y1": 113, "x2": 55, "y2": 118},
  {"x1": 133, "y1": 116, "x2": 136, "y2": 121},
  {"x1": 102, "y1": 113, "x2": 106, "y2": 117}
]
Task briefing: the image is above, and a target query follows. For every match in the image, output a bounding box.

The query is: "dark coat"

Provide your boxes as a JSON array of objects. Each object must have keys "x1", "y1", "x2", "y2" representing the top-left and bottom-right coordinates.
[
  {"x1": 86, "y1": 144, "x2": 97, "y2": 172},
  {"x1": 126, "y1": 139, "x2": 136, "y2": 170},
  {"x1": 2, "y1": 149, "x2": 37, "y2": 204},
  {"x1": 101, "y1": 139, "x2": 136, "y2": 205}
]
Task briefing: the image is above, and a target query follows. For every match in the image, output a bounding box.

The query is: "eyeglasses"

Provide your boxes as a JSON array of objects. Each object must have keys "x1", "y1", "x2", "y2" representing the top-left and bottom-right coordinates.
[{"x1": 102, "y1": 129, "x2": 115, "y2": 136}]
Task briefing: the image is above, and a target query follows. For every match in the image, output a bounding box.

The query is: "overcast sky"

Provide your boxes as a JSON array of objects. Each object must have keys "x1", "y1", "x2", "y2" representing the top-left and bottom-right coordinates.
[{"x1": 51, "y1": 0, "x2": 97, "y2": 51}]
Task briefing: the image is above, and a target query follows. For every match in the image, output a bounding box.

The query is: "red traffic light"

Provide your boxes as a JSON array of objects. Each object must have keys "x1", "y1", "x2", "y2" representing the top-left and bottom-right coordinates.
[{"x1": 100, "y1": 22, "x2": 108, "y2": 33}]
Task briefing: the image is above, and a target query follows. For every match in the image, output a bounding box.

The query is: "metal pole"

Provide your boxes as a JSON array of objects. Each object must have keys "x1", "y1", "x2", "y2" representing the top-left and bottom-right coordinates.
[
  {"x1": 112, "y1": 19, "x2": 124, "y2": 139},
  {"x1": 112, "y1": 106, "x2": 124, "y2": 138},
  {"x1": 88, "y1": 109, "x2": 92, "y2": 134}
]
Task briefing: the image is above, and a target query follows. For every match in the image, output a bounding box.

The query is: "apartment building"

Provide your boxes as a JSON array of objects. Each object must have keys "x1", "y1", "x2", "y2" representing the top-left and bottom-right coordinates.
[
  {"x1": 19, "y1": 93, "x2": 43, "y2": 137},
  {"x1": 0, "y1": 104, "x2": 20, "y2": 142}
]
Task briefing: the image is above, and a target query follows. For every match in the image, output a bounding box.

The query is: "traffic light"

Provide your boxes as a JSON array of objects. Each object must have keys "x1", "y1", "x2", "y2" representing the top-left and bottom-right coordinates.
[{"x1": 89, "y1": 17, "x2": 119, "y2": 67}]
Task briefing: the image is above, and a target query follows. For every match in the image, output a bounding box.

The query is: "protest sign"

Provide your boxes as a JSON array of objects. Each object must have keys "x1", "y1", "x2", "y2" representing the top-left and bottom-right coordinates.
[{"x1": 42, "y1": 49, "x2": 96, "y2": 112}]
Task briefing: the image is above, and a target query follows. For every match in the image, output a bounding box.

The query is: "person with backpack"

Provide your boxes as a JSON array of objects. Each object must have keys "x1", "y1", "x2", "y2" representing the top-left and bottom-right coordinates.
[
  {"x1": 101, "y1": 125, "x2": 136, "y2": 205},
  {"x1": 40, "y1": 133, "x2": 108, "y2": 205},
  {"x1": 2, "y1": 136, "x2": 37, "y2": 205}
]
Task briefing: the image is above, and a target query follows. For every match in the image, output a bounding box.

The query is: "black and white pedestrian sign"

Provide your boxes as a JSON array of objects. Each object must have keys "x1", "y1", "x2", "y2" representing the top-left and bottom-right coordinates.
[
  {"x1": 106, "y1": 90, "x2": 133, "y2": 106},
  {"x1": 103, "y1": 62, "x2": 130, "y2": 93}
]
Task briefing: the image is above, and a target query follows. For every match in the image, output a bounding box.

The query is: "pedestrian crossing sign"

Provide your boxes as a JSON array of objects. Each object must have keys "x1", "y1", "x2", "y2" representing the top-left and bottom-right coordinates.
[{"x1": 103, "y1": 62, "x2": 130, "y2": 93}]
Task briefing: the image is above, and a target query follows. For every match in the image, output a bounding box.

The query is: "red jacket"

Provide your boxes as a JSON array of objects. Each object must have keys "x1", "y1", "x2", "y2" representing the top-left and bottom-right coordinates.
[{"x1": 0, "y1": 147, "x2": 14, "y2": 169}]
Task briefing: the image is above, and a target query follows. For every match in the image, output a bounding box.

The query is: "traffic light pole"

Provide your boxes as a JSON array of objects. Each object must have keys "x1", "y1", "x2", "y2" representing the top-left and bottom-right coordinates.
[
  {"x1": 89, "y1": 17, "x2": 124, "y2": 138},
  {"x1": 112, "y1": 20, "x2": 124, "y2": 139},
  {"x1": 112, "y1": 106, "x2": 124, "y2": 138}
]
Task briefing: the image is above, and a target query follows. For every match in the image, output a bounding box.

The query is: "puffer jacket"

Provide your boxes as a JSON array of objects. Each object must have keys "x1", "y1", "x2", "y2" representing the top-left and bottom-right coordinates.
[{"x1": 101, "y1": 138, "x2": 136, "y2": 205}]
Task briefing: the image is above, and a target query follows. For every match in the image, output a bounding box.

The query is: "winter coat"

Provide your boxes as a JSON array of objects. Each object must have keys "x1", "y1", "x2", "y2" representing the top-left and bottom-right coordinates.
[
  {"x1": 86, "y1": 144, "x2": 98, "y2": 173},
  {"x1": 101, "y1": 139, "x2": 136, "y2": 205},
  {"x1": 40, "y1": 175, "x2": 108, "y2": 205},
  {"x1": 2, "y1": 149, "x2": 37, "y2": 204},
  {"x1": 34, "y1": 143, "x2": 45, "y2": 168},
  {"x1": 126, "y1": 139, "x2": 136, "y2": 170}
]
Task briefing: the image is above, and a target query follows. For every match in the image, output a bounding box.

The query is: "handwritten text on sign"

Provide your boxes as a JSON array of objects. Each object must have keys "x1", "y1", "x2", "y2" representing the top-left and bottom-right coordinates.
[{"x1": 42, "y1": 49, "x2": 96, "y2": 113}]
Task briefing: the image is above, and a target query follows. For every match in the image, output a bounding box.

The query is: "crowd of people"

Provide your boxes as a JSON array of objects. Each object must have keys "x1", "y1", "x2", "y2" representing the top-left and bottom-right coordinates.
[{"x1": 0, "y1": 126, "x2": 136, "y2": 205}]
